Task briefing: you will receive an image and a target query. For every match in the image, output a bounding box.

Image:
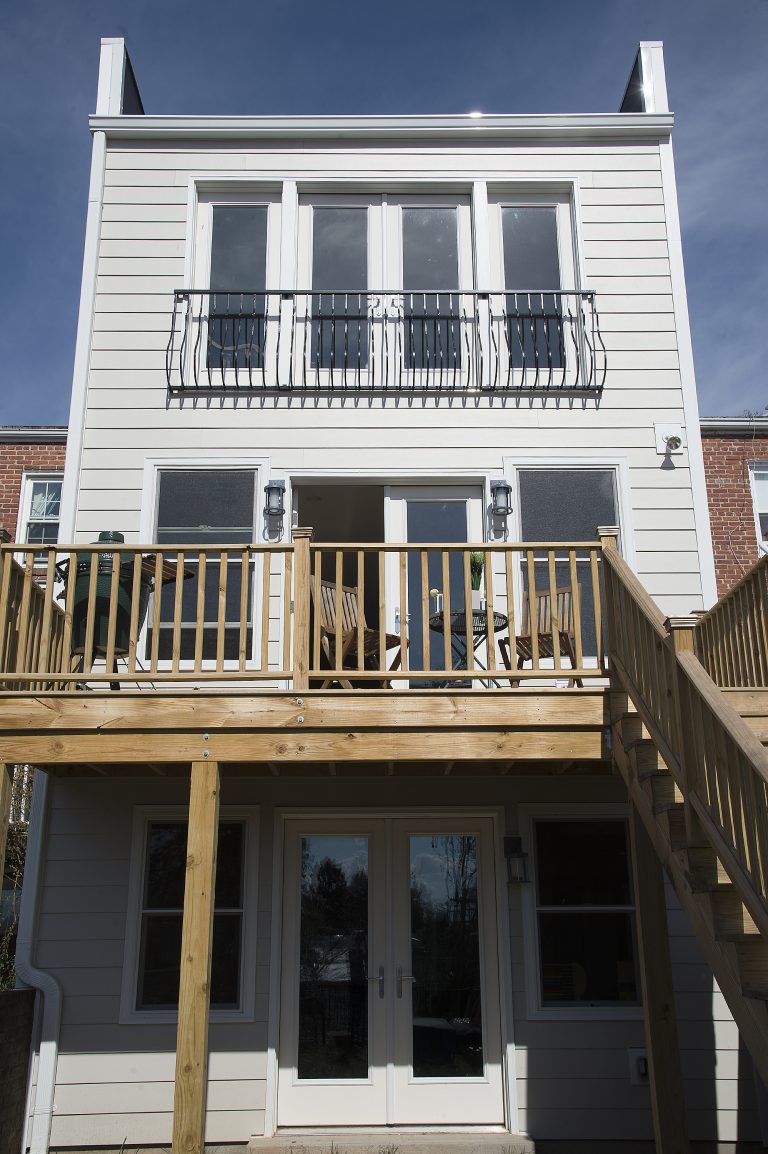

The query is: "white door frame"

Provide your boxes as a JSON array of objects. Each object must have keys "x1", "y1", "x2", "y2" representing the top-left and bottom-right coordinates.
[{"x1": 266, "y1": 806, "x2": 517, "y2": 1134}]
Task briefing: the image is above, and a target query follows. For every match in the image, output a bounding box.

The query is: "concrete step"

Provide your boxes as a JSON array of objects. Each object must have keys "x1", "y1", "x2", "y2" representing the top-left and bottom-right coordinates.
[{"x1": 247, "y1": 1135, "x2": 535, "y2": 1154}]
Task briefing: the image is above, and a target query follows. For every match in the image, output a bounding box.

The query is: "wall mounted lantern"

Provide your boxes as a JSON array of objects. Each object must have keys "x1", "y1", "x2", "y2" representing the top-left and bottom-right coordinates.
[
  {"x1": 264, "y1": 480, "x2": 286, "y2": 536},
  {"x1": 490, "y1": 479, "x2": 513, "y2": 520},
  {"x1": 504, "y1": 835, "x2": 530, "y2": 884}
]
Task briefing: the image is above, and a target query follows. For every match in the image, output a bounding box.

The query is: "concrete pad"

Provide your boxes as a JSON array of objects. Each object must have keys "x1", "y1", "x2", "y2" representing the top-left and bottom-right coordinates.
[{"x1": 247, "y1": 1135, "x2": 535, "y2": 1154}]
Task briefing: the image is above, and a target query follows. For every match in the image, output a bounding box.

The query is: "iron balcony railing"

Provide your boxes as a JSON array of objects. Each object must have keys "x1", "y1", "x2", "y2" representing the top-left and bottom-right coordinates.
[{"x1": 166, "y1": 289, "x2": 606, "y2": 395}]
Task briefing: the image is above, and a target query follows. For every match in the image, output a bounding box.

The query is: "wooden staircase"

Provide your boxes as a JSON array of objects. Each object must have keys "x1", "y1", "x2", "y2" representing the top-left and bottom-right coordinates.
[{"x1": 601, "y1": 536, "x2": 768, "y2": 1086}]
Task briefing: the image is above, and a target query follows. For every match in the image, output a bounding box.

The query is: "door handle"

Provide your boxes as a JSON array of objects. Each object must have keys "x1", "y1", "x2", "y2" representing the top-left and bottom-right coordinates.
[
  {"x1": 396, "y1": 965, "x2": 415, "y2": 998},
  {"x1": 369, "y1": 965, "x2": 385, "y2": 999}
]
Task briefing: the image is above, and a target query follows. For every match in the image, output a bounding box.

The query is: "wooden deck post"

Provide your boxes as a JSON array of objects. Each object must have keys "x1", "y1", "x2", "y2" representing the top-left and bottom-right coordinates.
[
  {"x1": 629, "y1": 805, "x2": 689, "y2": 1154},
  {"x1": 0, "y1": 764, "x2": 12, "y2": 881},
  {"x1": 172, "y1": 759, "x2": 220, "y2": 1154},
  {"x1": 292, "y1": 527, "x2": 313, "y2": 691},
  {"x1": 666, "y1": 615, "x2": 704, "y2": 845}
]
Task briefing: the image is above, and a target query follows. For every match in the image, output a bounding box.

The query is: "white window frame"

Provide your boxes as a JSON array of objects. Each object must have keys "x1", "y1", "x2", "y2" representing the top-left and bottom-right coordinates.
[
  {"x1": 748, "y1": 462, "x2": 768, "y2": 555},
  {"x1": 518, "y1": 804, "x2": 643, "y2": 1022},
  {"x1": 17, "y1": 471, "x2": 63, "y2": 550},
  {"x1": 139, "y1": 457, "x2": 274, "y2": 675},
  {"x1": 120, "y1": 804, "x2": 260, "y2": 1024}
]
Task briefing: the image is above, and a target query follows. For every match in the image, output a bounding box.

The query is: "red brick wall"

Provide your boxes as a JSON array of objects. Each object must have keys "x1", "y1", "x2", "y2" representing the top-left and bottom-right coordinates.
[
  {"x1": 0, "y1": 439, "x2": 66, "y2": 542},
  {"x1": 701, "y1": 432, "x2": 768, "y2": 597}
]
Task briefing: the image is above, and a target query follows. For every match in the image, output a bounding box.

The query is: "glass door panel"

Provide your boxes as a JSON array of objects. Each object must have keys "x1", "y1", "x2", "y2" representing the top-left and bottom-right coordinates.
[
  {"x1": 311, "y1": 207, "x2": 369, "y2": 373},
  {"x1": 402, "y1": 207, "x2": 461, "y2": 375}
]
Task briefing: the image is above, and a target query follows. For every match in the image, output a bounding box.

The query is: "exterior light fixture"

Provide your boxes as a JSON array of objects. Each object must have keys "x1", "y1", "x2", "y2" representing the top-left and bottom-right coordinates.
[
  {"x1": 504, "y1": 835, "x2": 530, "y2": 884},
  {"x1": 664, "y1": 433, "x2": 682, "y2": 452},
  {"x1": 264, "y1": 480, "x2": 286, "y2": 535},
  {"x1": 490, "y1": 479, "x2": 513, "y2": 520}
]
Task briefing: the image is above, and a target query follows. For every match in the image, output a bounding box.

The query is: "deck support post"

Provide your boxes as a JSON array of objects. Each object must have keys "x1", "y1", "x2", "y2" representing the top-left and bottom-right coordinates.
[
  {"x1": 292, "y1": 527, "x2": 313, "y2": 691},
  {"x1": 171, "y1": 759, "x2": 220, "y2": 1154},
  {"x1": 0, "y1": 764, "x2": 12, "y2": 880},
  {"x1": 629, "y1": 805, "x2": 689, "y2": 1154},
  {"x1": 666, "y1": 615, "x2": 705, "y2": 845}
]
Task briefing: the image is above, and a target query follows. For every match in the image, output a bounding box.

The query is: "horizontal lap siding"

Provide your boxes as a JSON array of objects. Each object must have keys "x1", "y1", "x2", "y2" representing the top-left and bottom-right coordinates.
[
  {"x1": 43, "y1": 778, "x2": 269, "y2": 1146},
  {"x1": 80, "y1": 137, "x2": 700, "y2": 613}
]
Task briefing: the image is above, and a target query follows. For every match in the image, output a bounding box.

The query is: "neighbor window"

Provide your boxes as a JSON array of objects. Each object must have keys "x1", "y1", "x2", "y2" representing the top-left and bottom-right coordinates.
[
  {"x1": 21, "y1": 474, "x2": 62, "y2": 551},
  {"x1": 136, "y1": 819, "x2": 245, "y2": 1010},
  {"x1": 534, "y1": 818, "x2": 638, "y2": 1006},
  {"x1": 750, "y1": 465, "x2": 768, "y2": 550},
  {"x1": 151, "y1": 469, "x2": 256, "y2": 661}
]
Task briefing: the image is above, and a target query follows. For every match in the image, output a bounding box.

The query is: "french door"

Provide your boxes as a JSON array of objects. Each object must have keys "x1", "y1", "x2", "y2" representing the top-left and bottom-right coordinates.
[{"x1": 277, "y1": 815, "x2": 505, "y2": 1127}]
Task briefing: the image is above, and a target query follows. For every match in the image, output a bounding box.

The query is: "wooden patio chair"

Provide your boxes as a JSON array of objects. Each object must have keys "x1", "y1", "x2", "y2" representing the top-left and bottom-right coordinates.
[
  {"x1": 311, "y1": 578, "x2": 405, "y2": 689},
  {"x1": 498, "y1": 584, "x2": 582, "y2": 687}
]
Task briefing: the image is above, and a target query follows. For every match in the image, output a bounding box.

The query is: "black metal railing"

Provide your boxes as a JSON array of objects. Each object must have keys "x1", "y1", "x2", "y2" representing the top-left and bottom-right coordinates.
[{"x1": 166, "y1": 289, "x2": 606, "y2": 395}]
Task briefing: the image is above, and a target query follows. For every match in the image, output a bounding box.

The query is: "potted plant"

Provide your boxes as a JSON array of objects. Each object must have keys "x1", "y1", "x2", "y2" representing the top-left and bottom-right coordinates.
[{"x1": 469, "y1": 551, "x2": 485, "y2": 611}]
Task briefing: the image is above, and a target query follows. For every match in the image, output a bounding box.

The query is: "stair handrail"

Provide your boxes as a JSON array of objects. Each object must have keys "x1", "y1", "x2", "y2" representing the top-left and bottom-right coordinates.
[
  {"x1": 600, "y1": 532, "x2": 768, "y2": 939},
  {"x1": 695, "y1": 554, "x2": 768, "y2": 687}
]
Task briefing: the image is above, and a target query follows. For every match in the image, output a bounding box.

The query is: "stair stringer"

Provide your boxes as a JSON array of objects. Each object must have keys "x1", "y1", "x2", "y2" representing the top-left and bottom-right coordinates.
[{"x1": 610, "y1": 688, "x2": 768, "y2": 1084}]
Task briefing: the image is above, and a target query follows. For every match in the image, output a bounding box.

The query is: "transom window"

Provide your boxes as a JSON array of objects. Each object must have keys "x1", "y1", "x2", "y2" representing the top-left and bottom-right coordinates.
[{"x1": 533, "y1": 818, "x2": 638, "y2": 1006}]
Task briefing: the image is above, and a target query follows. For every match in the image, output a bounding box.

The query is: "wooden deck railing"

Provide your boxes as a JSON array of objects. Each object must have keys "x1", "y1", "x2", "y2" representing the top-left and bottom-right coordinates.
[
  {"x1": 0, "y1": 536, "x2": 607, "y2": 691},
  {"x1": 695, "y1": 555, "x2": 768, "y2": 687},
  {"x1": 600, "y1": 532, "x2": 768, "y2": 939}
]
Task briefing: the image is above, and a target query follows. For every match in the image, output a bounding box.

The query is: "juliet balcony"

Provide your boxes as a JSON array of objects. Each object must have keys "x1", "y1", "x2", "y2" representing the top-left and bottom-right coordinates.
[
  {"x1": 0, "y1": 536, "x2": 607, "y2": 692},
  {"x1": 165, "y1": 289, "x2": 606, "y2": 396}
]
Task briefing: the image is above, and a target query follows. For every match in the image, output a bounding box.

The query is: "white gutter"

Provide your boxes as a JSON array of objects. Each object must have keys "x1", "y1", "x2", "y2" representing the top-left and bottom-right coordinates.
[
  {"x1": 16, "y1": 773, "x2": 61, "y2": 1154},
  {"x1": 89, "y1": 111, "x2": 674, "y2": 141},
  {"x1": 700, "y1": 417, "x2": 768, "y2": 435}
]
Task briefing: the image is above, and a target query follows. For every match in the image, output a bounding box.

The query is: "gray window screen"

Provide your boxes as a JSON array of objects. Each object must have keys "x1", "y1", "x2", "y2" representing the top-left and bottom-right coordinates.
[{"x1": 150, "y1": 470, "x2": 256, "y2": 661}]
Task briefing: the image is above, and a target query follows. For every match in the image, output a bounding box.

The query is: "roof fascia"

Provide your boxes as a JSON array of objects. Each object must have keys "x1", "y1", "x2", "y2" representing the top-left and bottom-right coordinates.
[
  {"x1": 89, "y1": 112, "x2": 674, "y2": 142},
  {"x1": 700, "y1": 418, "x2": 768, "y2": 436},
  {"x1": 0, "y1": 427, "x2": 67, "y2": 444}
]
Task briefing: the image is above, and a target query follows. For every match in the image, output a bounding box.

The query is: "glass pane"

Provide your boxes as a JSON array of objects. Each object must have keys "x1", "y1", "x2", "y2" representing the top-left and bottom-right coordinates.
[
  {"x1": 312, "y1": 208, "x2": 369, "y2": 370},
  {"x1": 519, "y1": 469, "x2": 617, "y2": 542},
  {"x1": 137, "y1": 912, "x2": 243, "y2": 1010},
  {"x1": 535, "y1": 821, "x2": 632, "y2": 906},
  {"x1": 208, "y1": 206, "x2": 268, "y2": 372},
  {"x1": 298, "y1": 836, "x2": 369, "y2": 1079},
  {"x1": 502, "y1": 207, "x2": 560, "y2": 291},
  {"x1": 409, "y1": 834, "x2": 483, "y2": 1077},
  {"x1": 406, "y1": 500, "x2": 468, "y2": 679},
  {"x1": 402, "y1": 208, "x2": 460, "y2": 372},
  {"x1": 144, "y1": 822, "x2": 187, "y2": 909},
  {"x1": 157, "y1": 470, "x2": 255, "y2": 541},
  {"x1": 538, "y1": 911, "x2": 638, "y2": 1004}
]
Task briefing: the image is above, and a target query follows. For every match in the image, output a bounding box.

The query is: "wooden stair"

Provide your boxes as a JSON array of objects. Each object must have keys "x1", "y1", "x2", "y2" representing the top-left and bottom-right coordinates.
[{"x1": 610, "y1": 691, "x2": 768, "y2": 1081}]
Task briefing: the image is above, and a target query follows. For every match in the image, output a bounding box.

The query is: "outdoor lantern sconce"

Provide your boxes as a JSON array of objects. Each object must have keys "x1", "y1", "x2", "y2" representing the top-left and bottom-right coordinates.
[
  {"x1": 504, "y1": 835, "x2": 530, "y2": 884},
  {"x1": 264, "y1": 480, "x2": 286, "y2": 536},
  {"x1": 490, "y1": 479, "x2": 513, "y2": 521}
]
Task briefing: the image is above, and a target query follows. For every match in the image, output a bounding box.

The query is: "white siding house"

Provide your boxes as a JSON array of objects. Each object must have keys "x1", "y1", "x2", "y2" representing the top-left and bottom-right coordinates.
[{"x1": 12, "y1": 37, "x2": 768, "y2": 1154}]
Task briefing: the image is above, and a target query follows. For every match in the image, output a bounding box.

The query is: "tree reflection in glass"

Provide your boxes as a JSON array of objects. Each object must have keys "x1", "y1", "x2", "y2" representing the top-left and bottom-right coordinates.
[
  {"x1": 297, "y1": 836, "x2": 369, "y2": 1079},
  {"x1": 409, "y1": 835, "x2": 483, "y2": 1078}
]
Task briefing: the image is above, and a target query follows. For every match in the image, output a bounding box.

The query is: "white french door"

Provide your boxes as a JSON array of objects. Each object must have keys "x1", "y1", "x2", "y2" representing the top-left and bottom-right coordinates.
[
  {"x1": 385, "y1": 486, "x2": 484, "y2": 680},
  {"x1": 277, "y1": 815, "x2": 505, "y2": 1127}
]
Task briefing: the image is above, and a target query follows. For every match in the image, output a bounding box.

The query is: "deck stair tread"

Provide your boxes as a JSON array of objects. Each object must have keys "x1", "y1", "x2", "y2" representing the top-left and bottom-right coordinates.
[{"x1": 247, "y1": 1136, "x2": 535, "y2": 1154}]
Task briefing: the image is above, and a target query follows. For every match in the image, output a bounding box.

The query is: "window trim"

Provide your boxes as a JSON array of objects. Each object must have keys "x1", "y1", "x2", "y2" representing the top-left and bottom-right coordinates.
[
  {"x1": 748, "y1": 461, "x2": 768, "y2": 555},
  {"x1": 518, "y1": 804, "x2": 643, "y2": 1021},
  {"x1": 17, "y1": 471, "x2": 63, "y2": 550},
  {"x1": 120, "y1": 804, "x2": 260, "y2": 1025}
]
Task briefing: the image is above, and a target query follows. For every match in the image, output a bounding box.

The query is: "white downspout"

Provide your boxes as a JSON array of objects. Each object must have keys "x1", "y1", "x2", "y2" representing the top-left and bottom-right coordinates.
[{"x1": 16, "y1": 774, "x2": 62, "y2": 1154}]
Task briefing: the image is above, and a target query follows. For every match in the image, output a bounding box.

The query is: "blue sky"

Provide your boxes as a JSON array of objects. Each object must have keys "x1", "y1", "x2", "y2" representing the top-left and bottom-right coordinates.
[{"x1": 1, "y1": 0, "x2": 766, "y2": 423}]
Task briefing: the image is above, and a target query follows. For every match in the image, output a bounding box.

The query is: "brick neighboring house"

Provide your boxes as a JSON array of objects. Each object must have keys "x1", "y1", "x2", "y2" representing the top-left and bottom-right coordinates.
[
  {"x1": 700, "y1": 416, "x2": 768, "y2": 597},
  {"x1": 0, "y1": 427, "x2": 67, "y2": 545}
]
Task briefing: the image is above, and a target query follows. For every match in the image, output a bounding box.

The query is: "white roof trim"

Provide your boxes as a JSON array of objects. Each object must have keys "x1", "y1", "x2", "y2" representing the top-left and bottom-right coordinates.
[
  {"x1": 700, "y1": 417, "x2": 768, "y2": 434},
  {"x1": 89, "y1": 112, "x2": 674, "y2": 141}
]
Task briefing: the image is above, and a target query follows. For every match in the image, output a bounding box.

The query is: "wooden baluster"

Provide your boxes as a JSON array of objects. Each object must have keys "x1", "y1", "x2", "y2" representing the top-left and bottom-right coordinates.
[
  {"x1": 334, "y1": 551, "x2": 343, "y2": 673},
  {"x1": 128, "y1": 552, "x2": 144, "y2": 677},
  {"x1": 399, "y1": 550, "x2": 408, "y2": 674},
  {"x1": 0, "y1": 551, "x2": 15, "y2": 676},
  {"x1": 194, "y1": 552, "x2": 206, "y2": 675},
  {"x1": 462, "y1": 550, "x2": 474, "y2": 677},
  {"x1": 420, "y1": 551, "x2": 430, "y2": 674},
  {"x1": 260, "y1": 550, "x2": 272, "y2": 674},
  {"x1": 292, "y1": 528, "x2": 312, "y2": 691},
  {"x1": 283, "y1": 548, "x2": 293, "y2": 677},
  {"x1": 378, "y1": 551, "x2": 386, "y2": 675},
  {"x1": 666, "y1": 616, "x2": 703, "y2": 845},
  {"x1": 590, "y1": 546, "x2": 603, "y2": 669},
  {"x1": 357, "y1": 550, "x2": 365, "y2": 672},
  {"x1": 525, "y1": 549, "x2": 538, "y2": 673},
  {"x1": 82, "y1": 552, "x2": 100, "y2": 676},
  {"x1": 504, "y1": 546, "x2": 516, "y2": 673},
  {"x1": 238, "y1": 549, "x2": 249, "y2": 672},
  {"x1": 61, "y1": 550, "x2": 77, "y2": 690},
  {"x1": 37, "y1": 551, "x2": 57, "y2": 681},
  {"x1": 312, "y1": 550, "x2": 322, "y2": 674},
  {"x1": 216, "y1": 552, "x2": 229, "y2": 673},
  {"x1": 442, "y1": 550, "x2": 452, "y2": 674},
  {"x1": 569, "y1": 549, "x2": 583, "y2": 674},
  {"x1": 171, "y1": 551, "x2": 185, "y2": 676},
  {"x1": 484, "y1": 549, "x2": 496, "y2": 673},
  {"x1": 547, "y1": 547, "x2": 560, "y2": 672},
  {"x1": 150, "y1": 553, "x2": 164, "y2": 675},
  {"x1": 104, "y1": 548, "x2": 122, "y2": 679}
]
